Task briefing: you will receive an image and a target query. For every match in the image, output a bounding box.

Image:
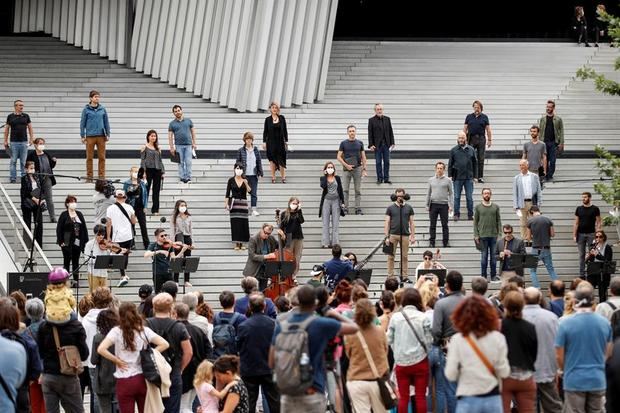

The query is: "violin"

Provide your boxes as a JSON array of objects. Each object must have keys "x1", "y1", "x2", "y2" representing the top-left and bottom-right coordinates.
[
  {"x1": 263, "y1": 209, "x2": 296, "y2": 301},
  {"x1": 98, "y1": 239, "x2": 126, "y2": 254},
  {"x1": 161, "y1": 237, "x2": 194, "y2": 252}
]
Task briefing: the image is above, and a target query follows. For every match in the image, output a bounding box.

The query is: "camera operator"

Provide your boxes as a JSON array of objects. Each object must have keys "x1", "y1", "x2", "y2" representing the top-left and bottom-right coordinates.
[
  {"x1": 93, "y1": 179, "x2": 115, "y2": 227},
  {"x1": 385, "y1": 188, "x2": 415, "y2": 283},
  {"x1": 123, "y1": 166, "x2": 150, "y2": 250}
]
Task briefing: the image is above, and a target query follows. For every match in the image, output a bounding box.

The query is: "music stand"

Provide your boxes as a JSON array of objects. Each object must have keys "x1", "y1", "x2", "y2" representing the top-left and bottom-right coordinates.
[
  {"x1": 346, "y1": 269, "x2": 373, "y2": 286},
  {"x1": 169, "y1": 257, "x2": 200, "y2": 274},
  {"x1": 417, "y1": 269, "x2": 447, "y2": 287},
  {"x1": 94, "y1": 255, "x2": 128, "y2": 291},
  {"x1": 509, "y1": 253, "x2": 539, "y2": 270},
  {"x1": 264, "y1": 261, "x2": 295, "y2": 290}
]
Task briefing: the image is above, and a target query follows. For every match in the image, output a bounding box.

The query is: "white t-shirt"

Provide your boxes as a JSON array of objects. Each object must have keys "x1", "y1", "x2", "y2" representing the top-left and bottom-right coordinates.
[
  {"x1": 521, "y1": 173, "x2": 533, "y2": 200},
  {"x1": 84, "y1": 239, "x2": 109, "y2": 277},
  {"x1": 106, "y1": 203, "x2": 135, "y2": 243},
  {"x1": 105, "y1": 326, "x2": 158, "y2": 378},
  {"x1": 196, "y1": 382, "x2": 219, "y2": 413}
]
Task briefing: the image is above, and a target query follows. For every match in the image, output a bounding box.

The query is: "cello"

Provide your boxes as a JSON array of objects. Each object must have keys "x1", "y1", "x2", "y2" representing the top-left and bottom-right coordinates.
[{"x1": 263, "y1": 208, "x2": 296, "y2": 301}]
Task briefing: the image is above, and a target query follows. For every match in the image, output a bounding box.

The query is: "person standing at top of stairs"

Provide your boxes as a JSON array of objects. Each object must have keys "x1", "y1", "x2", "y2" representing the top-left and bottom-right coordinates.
[{"x1": 80, "y1": 90, "x2": 110, "y2": 182}]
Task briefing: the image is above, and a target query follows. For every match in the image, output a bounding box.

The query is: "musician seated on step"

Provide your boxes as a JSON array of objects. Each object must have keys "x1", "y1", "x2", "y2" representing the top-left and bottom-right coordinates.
[
  {"x1": 242, "y1": 223, "x2": 278, "y2": 291},
  {"x1": 415, "y1": 250, "x2": 446, "y2": 279},
  {"x1": 323, "y1": 244, "x2": 353, "y2": 292}
]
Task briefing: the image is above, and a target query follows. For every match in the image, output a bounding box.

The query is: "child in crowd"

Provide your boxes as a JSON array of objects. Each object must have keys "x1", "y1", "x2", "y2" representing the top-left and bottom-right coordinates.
[
  {"x1": 44, "y1": 267, "x2": 76, "y2": 323},
  {"x1": 194, "y1": 360, "x2": 237, "y2": 413}
]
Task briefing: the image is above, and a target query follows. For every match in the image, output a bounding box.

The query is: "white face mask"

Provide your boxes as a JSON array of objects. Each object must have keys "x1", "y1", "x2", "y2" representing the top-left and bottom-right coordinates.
[
  {"x1": 179, "y1": 206, "x2": 187, "y2": 213},
  {"x1": 27, "y1": 169, "x2": 35, "y2": 174},
  {"x1": 132, "y1": 172, "x2": 138, "y2": 179},
  {"x1": 68, "y1": 203, "x2": 77, "y2": 210},
  {"x1": 235, "y1": 169, "x2": 243, "y2": 176},
  {"x1": 289, "y1": 204, "x2": 298, "y2": 211},
  {"x1": 37, "y1": 145, "x2": 45, "y2": 151},
  {"x1": 326, "y1": 168, "x2": 335, "y2": 174}
]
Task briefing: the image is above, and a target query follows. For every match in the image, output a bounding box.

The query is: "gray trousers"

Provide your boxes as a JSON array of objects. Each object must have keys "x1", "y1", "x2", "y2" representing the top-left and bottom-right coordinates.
[
  {"x1": 577, "y1": 233, "x2": 595, "y2": 277},
  {"x1": 281, "y1": 392, "x2": 326, "y2": 413},
  {"x1": 41, "y1": 175, "x2": 55, "y2": 219},
  {"x1": 537, "y1": 380, "x2": 563, "y2": 413},
  {"x1": 342, "y1": 166, "x2": 362, "y2": 210},
  {"x1": 563, "y1": 390, "x2": 605, "y2": 413},
  {"x1": 42, "y1": 373, "x2": 85, "y2": 413},
  {"x1": 88, "y1": 367, "x2": 101, "y2": 413},
  {"x1": 321, "y1": 197, "x2": 341, "y2": 246}
]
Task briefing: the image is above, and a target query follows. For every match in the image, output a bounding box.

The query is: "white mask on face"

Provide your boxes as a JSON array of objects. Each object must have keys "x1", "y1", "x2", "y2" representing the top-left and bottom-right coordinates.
[
  {"x1": 131, "y1": 172, "x2": 138, "y2": 179},
  {"x1": 179, "y1": 206, "x2": 187, "y2": 213},
  {"x1": 68, "y1": 203, "x2": 77, "y2": 210},
  {"x1": 27, "y1": 169, "x2": 35, "y2": 174},
  {"x1": 289, "y1": 204, "x2": 298, "y2": 211},
  {"x1": 326, "y1": 167, "x2": 335, "y2": 174},
  {"x1": 37, "y1": 145, "x2": 45, "y2": 151},
  {"x1": 235, "y1": 169, "x2": 243, "y2": 176}
]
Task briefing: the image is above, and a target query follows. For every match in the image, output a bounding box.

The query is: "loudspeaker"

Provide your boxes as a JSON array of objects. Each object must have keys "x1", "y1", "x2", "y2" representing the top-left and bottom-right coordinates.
[{"x1": 7, "y1": 272, "x2": 48, "y2": 299}]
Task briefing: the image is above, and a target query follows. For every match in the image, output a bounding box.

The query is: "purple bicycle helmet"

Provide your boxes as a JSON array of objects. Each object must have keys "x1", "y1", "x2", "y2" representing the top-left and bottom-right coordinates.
[{"x1": 48, "y1": 267, "x2": 70, "y2": 283}]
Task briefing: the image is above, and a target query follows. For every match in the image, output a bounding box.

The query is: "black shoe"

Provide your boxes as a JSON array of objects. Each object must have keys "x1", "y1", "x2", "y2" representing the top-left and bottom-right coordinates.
[
  {"x1": 490, "y1": 276, "x2": 501, "y2": 283},
  {"x1": 453, "y1": 215, "x2": 460, "y2": 222},
  {"x1": 467, "y1": 216, "x2": 474, "y2": 221},
  {"x1": 9, "y1": 179, "x2": 16, "y2": 184},
  {"x1": 585, "y1": 43, "x2": 591, "y2": 47},
  {"x1": 50, "y1": 217, "x2": 57, "y2": 223},
  {"x1": 443, "y1": 242, "x2": 450, "y2": 248},
  {"x1": 376, "y1": 180, "x2": 382, "y2": 184},
  {"x1": 342, "y1": 207, "x2": 348, "y2": 216},
  {"x1": 384, "y1": 179, "x2": 392, "y2": 184},
  {"x1": 429, "y1": 241, "x2": 435, "y2": 248},
  {"x1": 355, "y1": 209, "x2": 364, "y2": 215}
]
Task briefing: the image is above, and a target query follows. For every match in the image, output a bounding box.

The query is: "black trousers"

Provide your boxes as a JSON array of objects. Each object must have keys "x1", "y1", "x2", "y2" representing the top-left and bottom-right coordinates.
[
  {"x1": 22, "y1": 206, "x2": 43, "y2": 248},
  {"x1": 468, "y1": 134, "x2": 486, "y2": 178},
  {"x1": 429, "y1": 203, "x2": 449, "y2": 245},
  {"x1": 154, "y1": 271, "x2": 173, "y2": 293},
  {"x1": 173, "y1": 234, "x2": 192, "y2": 283},
  {"x1": 62, "y1": 244, "x2": 82, "y2": 281},
  {"x1": 242, "y1": 374, "x2": 280, "y2": 413},
  {"x1": 133, "y1": 201, "x2": 150, "y2": 249},
  {"x1": 117, "y1": 240, "x2": 132, "y2": 277},
  {"x1": 146, "y1": 168, "x2": 163, "y2": 213}
]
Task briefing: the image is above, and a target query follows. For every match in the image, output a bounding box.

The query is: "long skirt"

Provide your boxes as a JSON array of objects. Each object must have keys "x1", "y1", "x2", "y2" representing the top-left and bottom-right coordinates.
[{"x1": 230, "y1": 198, "x2": 250, "y2": 243}]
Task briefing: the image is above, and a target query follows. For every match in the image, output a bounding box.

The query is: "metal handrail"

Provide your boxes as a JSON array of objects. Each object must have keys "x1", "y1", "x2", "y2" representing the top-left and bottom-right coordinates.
[{"x1": 0, "y1": 182, "x2": 53, "y2": 271}]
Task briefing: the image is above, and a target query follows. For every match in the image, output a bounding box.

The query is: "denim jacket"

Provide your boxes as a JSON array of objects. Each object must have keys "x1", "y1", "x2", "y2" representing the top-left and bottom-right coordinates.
[
  {"x1": 387, "y1": 305, "x2": 433, "y2": 366},
  {"x1": 80, "y1": 104, "x2": 110, "y2": 138}
]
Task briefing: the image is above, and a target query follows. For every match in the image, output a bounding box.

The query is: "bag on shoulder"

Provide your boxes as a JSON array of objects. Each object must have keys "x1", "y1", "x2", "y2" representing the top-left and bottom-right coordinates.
[
  {"x1": 52, "y1": 326, "x2": 83, "y2": 376},
  {"x1": 606, "y1": 301, "x2": 620, "y2": 340},
  {"x1": 212, "y1": 313, "x2": 240, "y2": 357},
  {"x1": 140, "y1": 331, "x2": 162, "y2": 386},
  {"x1": 355, "y1": 331, "x2": 397, "y2": 409},
  {"x1": 273, "y1": 313, "x2": 316, "y2": 396},
  {"x1": 146, "y1": 318, "x2": 179, "y2": 366}
]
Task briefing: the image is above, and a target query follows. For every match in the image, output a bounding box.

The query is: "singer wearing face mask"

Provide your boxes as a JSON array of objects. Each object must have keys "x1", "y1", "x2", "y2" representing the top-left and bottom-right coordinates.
[
  {"x1": 20, "y1": 161, "x2": 44, "y2": 248},
  {"x1": 123, "y1": 166, "x2": 150, "y2": 249},
  {"x1": 26, "y1": 137, "x2": 57, "y2": 222},
  {"x1": 278, "y1": 196, "x2": 305, "y2": 278},
  {"x1": 319, "y1": 161, "x2": 345, "y2": 248},
  {"x1": 225, "y1": 163, "x2": 251, "y2": 250},
  {"x1": 56, "y1": 195, "x2": 89, "y2": 285},
  {"x1": 236, "y1": 131, "x2": 263, "y2": 216},
  {"x1": 171, "y1": 199, "x2": 194, "y2": 287}
]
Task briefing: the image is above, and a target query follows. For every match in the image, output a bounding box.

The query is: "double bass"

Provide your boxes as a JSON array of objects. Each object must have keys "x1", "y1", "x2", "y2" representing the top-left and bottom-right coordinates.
[{"x1": 263, "y1": 208, "x2": 296, "y2": 301}]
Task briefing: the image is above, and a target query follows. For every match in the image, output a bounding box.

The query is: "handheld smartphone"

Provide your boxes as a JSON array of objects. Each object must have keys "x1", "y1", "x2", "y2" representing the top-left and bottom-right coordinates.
[{"x1": 26, "y1": 293, "x2": 33, "y2": 299}]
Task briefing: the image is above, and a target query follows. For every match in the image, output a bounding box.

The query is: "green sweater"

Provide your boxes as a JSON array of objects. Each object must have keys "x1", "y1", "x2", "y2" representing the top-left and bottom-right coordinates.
[{"x1": 473, "y1": 203, "x2": 502, "y2": 238}]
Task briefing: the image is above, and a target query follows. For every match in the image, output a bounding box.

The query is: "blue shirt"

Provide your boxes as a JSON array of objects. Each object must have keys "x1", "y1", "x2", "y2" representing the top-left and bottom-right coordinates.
[
  {"x1": 80, "y1": 104, "x2": 110, "y2": 137},
  {"x1": 237, "y1": 313, "x2": 276, "y2": 377},
  {"x1": 549, "y1": 299, "x2": 564, "y2": 318},
  {"x1": 234, "y1": 295, "x2": 277, "y2": 319},
  {"x1": 555, "y1": 311, "x2": 612, "y2": 391},
  {"x1": 324, "y1": 257, "x2": 354, "y2": 291},
  {"x1": 0, "y1": 335, "x2": 27, "y2": 413},
  {"x1": 272, "y1": 312, "x2": 341, "y2": 393},
  {"x1": 168, "y1": 118, "x2": 194, "y2": 146},
  {"x1": 464, "y1": 112, "x2": 489, "y2": 136}
]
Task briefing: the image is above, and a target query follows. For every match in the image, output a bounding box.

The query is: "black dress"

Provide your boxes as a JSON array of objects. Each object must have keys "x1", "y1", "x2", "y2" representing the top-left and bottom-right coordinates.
[
  {"x1": 226, "y1": 177, "x2": 250, "y2": 243},
  {"x1": 263, "y1": 115, "x2": 288, "y2": 169}
]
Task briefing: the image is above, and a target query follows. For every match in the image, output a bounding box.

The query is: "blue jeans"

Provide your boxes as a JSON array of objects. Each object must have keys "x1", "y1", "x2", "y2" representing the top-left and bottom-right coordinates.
[
  {"x1": 437, "y1": 348, "x2": 458, "y2": 413},
  {"x1": 545, "y1": 141, "x2": 557, "y2": 179},
  {"x1": 88, "y1": 367, "x2": 100, "y2": 413},
  {"x1": 480, "y1": 237, "x2": 497, "y2": 278},
  {"x1": 163, "y1": 371, "x2": 182, "y2": 413},
  {"x1": 529, "y1": 248, "x2": 559, "y2": 288},
  {"x1": 427, "y1": 345, "x2": 449, "y2": 413},
  {"x1": 374, "y1": 144, "x2": 390, "y2": 182},
  {"x1": 9, "y1": 141, "x2": 28, "y2": 181},
  {"x1": 247, "y1": 175, "x2": 258, "y2": 207},
  {"x1": 176, "y1": 145, "x2": 193, "y2": 181},
  {"x1": 453, "y1": 179, "x2": 474, "y2": 218},
  {"x1": 456, "y1": 394, "x2": 502, "y2": 413}
]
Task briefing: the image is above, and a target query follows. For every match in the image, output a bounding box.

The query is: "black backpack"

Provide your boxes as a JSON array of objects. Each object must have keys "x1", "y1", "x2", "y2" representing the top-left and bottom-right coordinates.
[
  {"x1": 605, "y1": 302, "x2": 620, "y2": 340},
  {"x1": 146, "y1": 318, "x2": 180, "y2": 367},
  {"x1": 212, "y1": 312, "x2": 240, "y2": 357}
]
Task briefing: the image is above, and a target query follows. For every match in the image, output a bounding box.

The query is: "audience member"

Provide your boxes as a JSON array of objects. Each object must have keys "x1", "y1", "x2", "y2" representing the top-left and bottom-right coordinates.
[
  {"x1": 548, "y1": 280, "x2": 565, "y2": 317},
  {"x1": 323, "y1": 244, "x2": 353, "y2": 291},
  {"x1": 90, "y1": 309, "x2": 119, "y2": 413},
  {"x1": 182, "y1": 292, "x2": 212, "y2": 340},
  {"x1": 234, "y1": 276, "x2": 277, "y2": 319},
  {"x1": 214, "y1": 355, "x2": 250, "y2": 413},
  {"x1": 471, "y1": 276, "x2": 489, "y2": 296},
  {"x1": 0, "y1": 333, "x2": 27, "y2": 413},
  {"x1": 213, "y1": 291, "x2": 247, "y2": 357},
  {"x1": 596, "y1": 276, "x2": 620, "y2": 321}
]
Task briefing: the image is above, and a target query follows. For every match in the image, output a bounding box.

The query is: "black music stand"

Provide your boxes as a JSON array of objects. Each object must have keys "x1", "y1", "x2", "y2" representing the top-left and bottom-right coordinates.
[
  {"x1": 170, "y1": 257, "x2": 200, "y2": 294},
  {"x1": 264, "y1": 261, "x2": 295, "y2": 290},
  {"x1": 586, "y1": 261, "x2": 617, "y2": 283},
  {"x1": 95, "y1": 255, "x2": 128, "y2": 291},
  {"x1": 417, "y1": 269, "x2": 447, "y2": 287},
  {"x1": 346, "y1": 269, "x2": 373, "y2": 286},
  {"x1": 509, "y1": 253, "x2": 540, "y2": 270}
]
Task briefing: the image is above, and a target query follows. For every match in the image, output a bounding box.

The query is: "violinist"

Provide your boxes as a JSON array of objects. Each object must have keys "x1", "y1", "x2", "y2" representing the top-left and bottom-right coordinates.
[
  {"x1": 145, "y1": 228, "x2": 189, "y2": 293},
  {"x1": 414, "y1": 250, "x2": 446, "y2": 279},
  {"x1": 83, "y1": 224, "x2": 127, "y2": 292},
  {"x1": 243, "y1": 223, "x2": 278, "y2": 291},
  {"x1": 586, "y1": 230, "x2": 614, "y2": 301}
]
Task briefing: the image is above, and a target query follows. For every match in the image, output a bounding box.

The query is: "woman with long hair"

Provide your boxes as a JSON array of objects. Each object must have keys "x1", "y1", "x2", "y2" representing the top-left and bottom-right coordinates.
[
  {"x1": 345, "y1": 298, "x2": 389, "y2": 413},
  {"x1": 319, "y1": 161, "x2": 345, "y2": 248},
  {"x1": 213, "y1": 355, "x2": 250, "y2": 413},
  {"x1": 445, "y1": 295, "x2": 510, "y2": 413},
  {"x1": 586, "y1": 229, "x2": 614, "y2": 301},
  {"x1": 500, "y1": 291, "x2": 537, "y2": 413},
  {"x1": 171, "y1": 199, "x2": 194, "y2": 287},
  {"x1": 141, "y1": 129, "x2": 165, "y2": 215},
  {"x1": 225, "y1": 163, "x2": 251, "y2": 250},
  {"x1": 278, "y1": 196, "x2": 304, "y2": 277},
  {"x1": 56, "y1": 195, "x2": 89, "y2": 285},
  {"x1": 91, "y1": 309, "x2": 120, "y2": 413},
  {"x1": 236, "y1": 132, "x2": 263, "y2": 216},
  {"x1": 123, "y1": 166, "x2": 149, "y2": 249},
  {"x1": 573, "y1": 6, "x2": 590, "y2": 46},
  {"x1": 262, "y1": 101, "x2": 288, "y2": 183},
  {"x1": 97, "y1": 302, "x2": 169, "y2": 413}
]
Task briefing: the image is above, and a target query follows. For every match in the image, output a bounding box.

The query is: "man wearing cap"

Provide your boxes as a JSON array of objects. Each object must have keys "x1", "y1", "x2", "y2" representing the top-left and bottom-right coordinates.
[
  {"x1": 526, "y1": 206, "x2": 559, "y2": 288},
  {"x1": 105, "y1": 189, "x2": 137, "y2": 287},
  {"x1": 307, "y1": 264, "x2": 326, "y2": 288},
  {"x1": 323, "y1": 244, "x2": 353, "y2": 291},
  {"x1": 555, "y1": 282, "x2": 613, "y2": 412}
]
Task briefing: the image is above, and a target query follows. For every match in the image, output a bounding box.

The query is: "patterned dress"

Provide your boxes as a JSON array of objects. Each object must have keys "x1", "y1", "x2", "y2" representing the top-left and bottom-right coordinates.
[{"x1": 226, "y1": 177, "x2": 250, "y2": 243}]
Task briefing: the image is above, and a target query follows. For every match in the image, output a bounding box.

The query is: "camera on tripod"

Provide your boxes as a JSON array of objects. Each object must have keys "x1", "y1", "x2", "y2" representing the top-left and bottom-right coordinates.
[{"x1": 102, "y1": 181, "x2": 116, "y2": 198}]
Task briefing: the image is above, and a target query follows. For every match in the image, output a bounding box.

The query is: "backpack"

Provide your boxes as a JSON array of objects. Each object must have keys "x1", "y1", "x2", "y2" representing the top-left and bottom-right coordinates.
[
  {"x1": 273, "y1": 314, "x2": 316, "y2": 395},
  {"x1": 212, "y1": 313, "x2": 240, "y2": 357},
  {"x1": 606, "y1": 301, "x2": 620, "y2": 340}
]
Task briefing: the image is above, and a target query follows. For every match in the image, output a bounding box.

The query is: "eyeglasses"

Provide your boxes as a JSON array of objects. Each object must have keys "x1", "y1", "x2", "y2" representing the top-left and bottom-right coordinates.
[
  {"x1": 159, "y1": 234, "x2": 168, "y2": 238},
  {"x1": 423, "y1": 257, "x2": 431, "y2": 261},
  {"x1": 595, "y1": 235, "x2": 603, "y2": 239},
  {"x1": 504, "y1": 231, "x2": 513, "y2": 235}
]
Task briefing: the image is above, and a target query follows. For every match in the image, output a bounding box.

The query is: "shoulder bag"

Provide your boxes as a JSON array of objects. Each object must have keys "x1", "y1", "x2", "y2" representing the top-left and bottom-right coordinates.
[
  {"x1": 52, "y1": 326, "x2": 84, "y2": 376},
  {"x1": 140, "y1": 330, "x2": 162, "y2": 386},
  {"x1": 400, "y1": 308, "x2": 428, "y2": 354},
  {"x1": 356, "y1": 331, "x2": 397, "y2": 409},
  {"x1": 464, "y1": 334, "x2": 501, "y2": 389}
]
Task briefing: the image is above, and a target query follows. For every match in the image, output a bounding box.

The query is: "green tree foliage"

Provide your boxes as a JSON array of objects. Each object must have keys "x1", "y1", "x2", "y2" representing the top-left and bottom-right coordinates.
[{"x1": 593, "y1": 146, "x2": 620, "y2": 241}]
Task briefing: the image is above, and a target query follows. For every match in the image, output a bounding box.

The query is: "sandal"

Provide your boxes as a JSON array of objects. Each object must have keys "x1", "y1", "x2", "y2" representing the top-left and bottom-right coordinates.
[
  {"x1": 271, "y1": 177, "x2": 276, "y2": 183},
  {"x1": 282, "y1": 178, "x2": 287, "y2": 184}
]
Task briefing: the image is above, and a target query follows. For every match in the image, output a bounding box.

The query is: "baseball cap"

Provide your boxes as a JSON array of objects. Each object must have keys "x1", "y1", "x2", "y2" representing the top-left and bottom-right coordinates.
[
  {"x1": 138, "y1": 284, "x2": 153, "y2": 299},
  {"x1": 115, "y1": 189, "x2": 126, "y2": 198},
  {"x1": 310, "y1": 264, "x2": 325, "y2": 276}
]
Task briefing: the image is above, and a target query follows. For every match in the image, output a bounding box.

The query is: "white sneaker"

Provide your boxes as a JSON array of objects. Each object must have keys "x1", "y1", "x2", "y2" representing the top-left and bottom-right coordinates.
[
  {"x1": 117, "y1": 276, "x2": 129, "y2": 287},
  {"x1": 252, "y1": 208, "x2": 260, "y2": 216}
]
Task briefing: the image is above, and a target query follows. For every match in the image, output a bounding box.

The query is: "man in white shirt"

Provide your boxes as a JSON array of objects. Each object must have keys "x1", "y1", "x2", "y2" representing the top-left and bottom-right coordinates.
[
  {"x1": 595, "y1": 276, "x2": 620, "y2": 321},
  {"x1": 105, "y1": 189, "x2": 136, "y2": 286},
  {"x1": 513, "y1": 159, "x2": 542, "y2": 241}
]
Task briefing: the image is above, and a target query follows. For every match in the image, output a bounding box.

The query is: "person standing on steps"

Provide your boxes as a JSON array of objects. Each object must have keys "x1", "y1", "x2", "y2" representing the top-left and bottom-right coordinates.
[
  {"x1": 80, "y1": 90, "x2": 110, "y2": 182},
  {"x1": 106, "y1": 189, "x2": 137, "y2": 287},
  {"x1": 573, "y1": 191, "x2": 601, "y2": 279},
  {"x1": 526, "y1": 206, "x2": 559, "y2": 289},
  {"x1": 168, "y1": 104, "x2": 197, "y2": 183},
  {"x1": 513, "y1": 159, "x2": 543, "y2": 241},
  {"x1": 337, "y1": 124, "x2": 368, "y2": 215},
  {"x1": 27, "y1": 137, "x2": 57, "y2": 222},
  {"x1": 448, "y1": 131, "x2": 477, "y2": 222},
  {"x1": 123, "y1": 166, "x2": 149, "y2": 250},
  {"x1": 538, "y1": 100, "x2": 564, "y2": 182},
  {"x1": 171, "y1": 199, "x2": 195, "y2": 288},
  {"x1": 278, "y1": 196, "x2": 305, "y2": 279},
  {"x1": 473, "y1": 188, "x2": 502, "y2": 283},
  {"x1": 56, "y1": 195, "x2": 89, "y2": 287},
  {"x1": 319, "y1": 161, "x2": 345, "y2": 248},
  {"x1": 385, "y1": 188, "x2": 415, "y2": 283},
  {"x1": 426, "y1": 161, "x2": 453, "y2": 248},
  {"x1": 463, "y1": 100, "x2": 492, "y2": 183},
  {"x1": 368, "y1": 103, "x2": 395, "y2": 185},
  {"x1": 140, "y1": 129, "x2": 165, "y2": 216},
  {"x1": 225, "y1": 163, "x2": 251, "y2": 251},
  {"x1": 5, "y1": 99, "x2": 34, "y2": 184},
  {"x1": 236, "y1": 131, "x2": 263, "y2": 216},
  {"x1": 522, "y1": 125, "x2": 547, "y2": 186},
  {"x1": 263, "y1": 102, "x2": 288, "y2": 183}
]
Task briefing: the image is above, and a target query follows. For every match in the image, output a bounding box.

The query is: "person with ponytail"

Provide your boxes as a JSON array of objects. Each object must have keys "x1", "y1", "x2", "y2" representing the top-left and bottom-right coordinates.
[
  {"x1": 97, "y1": 302, "x2": 169, "y2": 413},
  {"x1": 319, "y1": 161, "x2": 345, "y2": 248}
]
